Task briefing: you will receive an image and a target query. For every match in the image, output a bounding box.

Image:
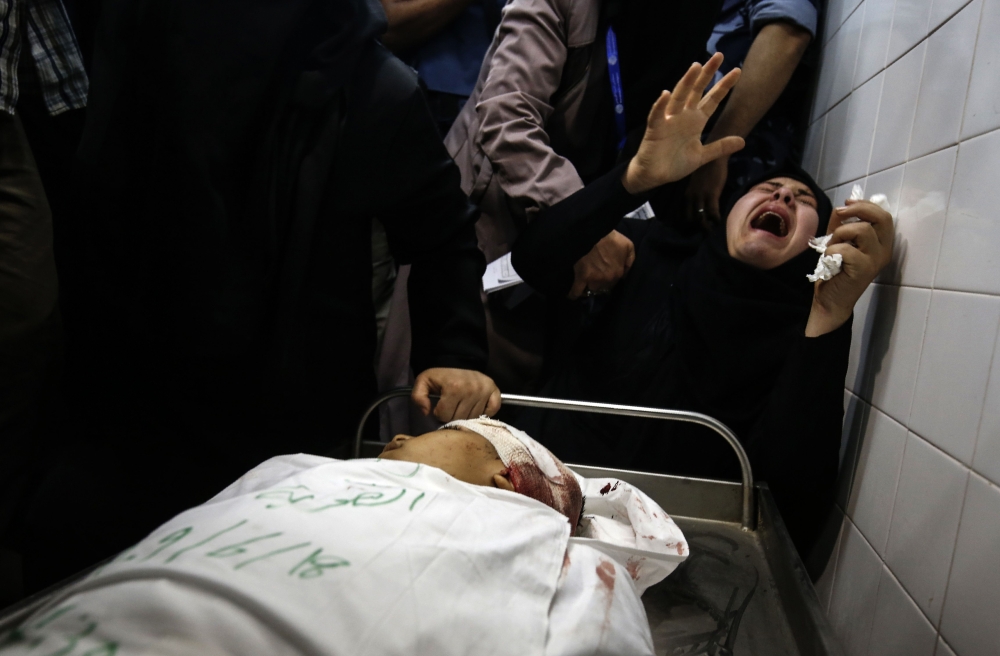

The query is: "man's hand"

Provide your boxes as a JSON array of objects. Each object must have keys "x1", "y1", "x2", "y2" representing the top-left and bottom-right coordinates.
[
  {"x1": 805, "y1": 200, "x2": 895, "y2": 337},
  {"x1": 412, "y1": 368, "x2": 502, "y2": 422},
  {"x1": 568, "y1": 230, "x2": 635, "y2": 300},
  {"x1": 685, "y1": 155, "x2": 729, "y2": 226},
  {"x1": 622, "y1": 53, "x2": 744, "y2": 195}
]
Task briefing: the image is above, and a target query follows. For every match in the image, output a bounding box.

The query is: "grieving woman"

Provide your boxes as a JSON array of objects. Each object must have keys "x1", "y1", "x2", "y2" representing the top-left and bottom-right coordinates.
[
  {"x1": 0, "y1": 420, "x2": 686, "y2": 656},
  {"x1": 511, "y1": 163, "x2": 894, "y2": 558}
]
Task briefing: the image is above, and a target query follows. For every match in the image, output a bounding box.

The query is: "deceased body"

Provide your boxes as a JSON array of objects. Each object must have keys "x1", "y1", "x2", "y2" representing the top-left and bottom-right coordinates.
[{"x1": 0, "y1": 420, "x2": 686, "y2": 656}]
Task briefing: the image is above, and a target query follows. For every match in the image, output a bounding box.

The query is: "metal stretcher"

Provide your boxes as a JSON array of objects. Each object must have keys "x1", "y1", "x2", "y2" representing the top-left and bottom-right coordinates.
[
  {"x1": 357, "y1": 389, "x2": 845, "y2": 656},
  {"x1": 1, "y1": 390, "x2": 845, "y2": 656}
]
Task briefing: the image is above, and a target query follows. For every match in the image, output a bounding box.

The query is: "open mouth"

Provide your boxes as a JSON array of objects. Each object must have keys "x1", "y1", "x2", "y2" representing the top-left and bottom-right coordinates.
[{"x1": 750, "y1": 211, "x2": 788, "y2": 237}]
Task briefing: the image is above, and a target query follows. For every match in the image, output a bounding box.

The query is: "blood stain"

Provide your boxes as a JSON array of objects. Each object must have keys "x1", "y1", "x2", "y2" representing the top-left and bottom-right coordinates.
[
  {"x1": 596, "y1": 560, "x2": 616, "y2": 591},
  {"x1": 625, "y1": 557, "x2": 642, "y2": 580}
]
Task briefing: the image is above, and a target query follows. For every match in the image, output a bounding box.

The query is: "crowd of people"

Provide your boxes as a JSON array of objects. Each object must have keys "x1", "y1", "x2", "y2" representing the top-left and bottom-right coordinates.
[{"x1": 0, "y1": 0, "x2": 894, "y2": 605}]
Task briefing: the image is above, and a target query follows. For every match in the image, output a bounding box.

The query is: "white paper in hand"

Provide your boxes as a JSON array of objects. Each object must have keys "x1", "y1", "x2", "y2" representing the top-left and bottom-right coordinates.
[
  {"x1": 624, "y1": 201, "x2": 655, "y2": 221},
  {"x1": 483, "y1": 252, "x2": 524, "y2": 294}
]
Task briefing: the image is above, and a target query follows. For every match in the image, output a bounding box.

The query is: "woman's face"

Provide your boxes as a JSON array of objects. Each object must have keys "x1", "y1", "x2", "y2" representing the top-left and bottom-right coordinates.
[{"x1": 725, "y1": 177, "x2": 822, "y2": 270}]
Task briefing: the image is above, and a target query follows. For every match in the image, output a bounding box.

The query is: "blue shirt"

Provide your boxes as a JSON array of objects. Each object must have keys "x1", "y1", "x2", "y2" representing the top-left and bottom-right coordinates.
[
  {"x1": 409, "y1": 1, "x2": 505, "y2": 98},
  {"x1": 707, "y1": 0, "x2": 818, "y2": 76}
]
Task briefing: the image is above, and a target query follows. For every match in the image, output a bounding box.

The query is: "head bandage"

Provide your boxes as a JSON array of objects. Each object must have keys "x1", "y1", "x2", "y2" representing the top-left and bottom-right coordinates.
[{"x1": 442, "y1": 417, "x2": 583, "y2": 527}]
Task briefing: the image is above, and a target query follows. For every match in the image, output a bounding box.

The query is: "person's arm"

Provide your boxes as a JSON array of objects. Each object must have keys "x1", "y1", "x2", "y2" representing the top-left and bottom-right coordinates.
[
  {"x1": 473, "y1": 0, "x2": 585, "y2": 216},
  {"x1": 513, "y1": 55, "x2": 744, "y2": 299},
  {"x1": 686, "y1": 20, "x2": 813, "y2": 221},
  {"x1": 747, "y1": 319, "x2": 852, "y2": 557},
  {"x1": 380, "y1": 0, "x2": 473, "y2": 52},
  {"x1": 378, "y1": 88, "x2": 500, "y2": 420},
  {"x1": 511, "y1": 163, "x2": 646, "y2": 298}
]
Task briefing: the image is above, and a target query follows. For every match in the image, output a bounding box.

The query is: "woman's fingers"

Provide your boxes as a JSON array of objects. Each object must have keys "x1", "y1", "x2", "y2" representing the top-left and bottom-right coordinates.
[
  {"x1": 698, "y1": 68, "x2": 741, "y2": 116},
  {"x1": 667, "y1": 62, "x2": 703, "y2": 114},
  {"x1": 834, "y1": 200, "x2": 894, "y2": 254},
  {"x1": 700, "y1": 135, "x2": 744, "y2": 165},
  {"x1": 687, "y1": 53, "x2": 723, "y2": 109},
  {"x1": 646, "y1": 90, "x2": 671, "y2": 129},
  {"x1": 828, "y1": 220, "x2": 880, "y2": 257},
  {"x1": 824, "y1": 241, "x2": 877, "y2": 281}
]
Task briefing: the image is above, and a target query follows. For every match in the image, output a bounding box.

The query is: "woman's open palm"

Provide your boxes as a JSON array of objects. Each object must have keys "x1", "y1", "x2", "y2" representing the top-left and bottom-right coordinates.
[{"x1": 624, "y1": 53, "x2": 744, "y2": 194}]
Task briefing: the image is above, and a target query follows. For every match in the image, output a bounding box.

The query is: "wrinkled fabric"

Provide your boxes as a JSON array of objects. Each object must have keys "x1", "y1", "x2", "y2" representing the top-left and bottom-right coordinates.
[
  {"x1": 3, "y1": 456, "x2": 658, "y2": 656},
  {"x1": 572, "y1": 474, "x2": 688, "y2": 594}
]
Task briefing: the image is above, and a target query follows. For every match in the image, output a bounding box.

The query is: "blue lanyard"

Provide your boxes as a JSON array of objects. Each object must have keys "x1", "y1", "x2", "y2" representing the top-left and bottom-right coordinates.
[{"x1": 605, "y1": 26, "x2": 627, "y2": 152}]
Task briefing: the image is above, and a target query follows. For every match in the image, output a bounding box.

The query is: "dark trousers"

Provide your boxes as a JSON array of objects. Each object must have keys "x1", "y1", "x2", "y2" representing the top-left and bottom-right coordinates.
[{"x1": 0, "y1": 111, "x2": 63, "y2": 604}]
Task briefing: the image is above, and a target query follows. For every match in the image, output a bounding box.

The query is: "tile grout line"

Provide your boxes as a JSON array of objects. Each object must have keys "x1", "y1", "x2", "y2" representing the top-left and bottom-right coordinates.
[
  {"x1": 955, "y1": 0, "x2": 986, "y2": 141},
  {"x1": 845, "y1": 515, "x2": 885, "y2": 656},
  {"x1": 967, "y1": 305, "x2": 1000, "y2": 472},
  {"x1": 859, "y1": 68, "x2": 884, "y2": 184},
  {"x1": 932, "y1": 471, "x2": 973, "y2": 639},
  {"x1": 899, "y1": 282, "x2": 933, "y2": 429}
]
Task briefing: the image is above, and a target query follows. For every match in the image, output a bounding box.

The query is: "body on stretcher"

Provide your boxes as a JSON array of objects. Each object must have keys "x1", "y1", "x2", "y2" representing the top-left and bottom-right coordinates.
[{"x1": 0, "y1": 392, "x2": 845, "y2": 656}]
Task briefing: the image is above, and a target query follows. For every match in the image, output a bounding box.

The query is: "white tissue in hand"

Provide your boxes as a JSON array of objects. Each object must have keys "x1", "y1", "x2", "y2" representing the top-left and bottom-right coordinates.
[
  {"x1": 807, "y1": 234, "x2": 843, "y2": 282},
  {"x1": 808, "y1": 253, "x2": 843, "y2": 282},
  {"x1": 869, "y1": 193, "x2": 890, "y2": 212}
]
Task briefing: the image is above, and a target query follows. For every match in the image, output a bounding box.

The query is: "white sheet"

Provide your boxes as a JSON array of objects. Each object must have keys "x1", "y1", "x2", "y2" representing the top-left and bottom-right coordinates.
[{"x1": 0, "y1": 456, "x2": 670, "y2": 656}]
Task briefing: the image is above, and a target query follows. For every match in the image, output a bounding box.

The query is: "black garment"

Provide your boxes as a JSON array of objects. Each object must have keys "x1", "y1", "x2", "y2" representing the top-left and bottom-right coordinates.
[
  {"x1": 559, "y1": 0, "x2": 725, "y2": 184},
  {"x1": 511, "y1": 164, "x2": 848, "y2": 557},
  {"x1": 17, "y1": 0, "x2": 487, "y2": 593},
  {"x1": 610, "y1": 0, "x2": 724, "y2": 149}
]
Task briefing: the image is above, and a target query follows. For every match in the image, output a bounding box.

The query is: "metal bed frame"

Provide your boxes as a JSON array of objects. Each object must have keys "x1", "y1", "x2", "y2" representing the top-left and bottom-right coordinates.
[
  {"x1": 354, "y1": 388, "x2": 756, "y2": 530},
  {"x1": 2, "y1": 390, "x2": 844, "y2": 656}
]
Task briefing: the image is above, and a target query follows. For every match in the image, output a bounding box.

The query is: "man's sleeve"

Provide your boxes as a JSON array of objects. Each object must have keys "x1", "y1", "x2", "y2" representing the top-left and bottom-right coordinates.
[
  {"x1": 747, "y1": 0, "x2": 818, "y2": 37},
  {"x1": 377, "y1": 89, "x2": 489, "y2": 375},
  {"x1": 468, "y1": 0, "x2": 586, "y2": 217}
]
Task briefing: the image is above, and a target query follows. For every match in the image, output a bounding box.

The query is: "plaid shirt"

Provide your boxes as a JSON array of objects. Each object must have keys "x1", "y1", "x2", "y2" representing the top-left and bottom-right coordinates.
[{"x1": 0, "y1": 0, "x2": 87, "y2": 116}]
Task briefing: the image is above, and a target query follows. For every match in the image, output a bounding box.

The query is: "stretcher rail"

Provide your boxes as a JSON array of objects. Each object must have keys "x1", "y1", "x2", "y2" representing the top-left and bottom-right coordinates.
[{"x1": 352, "y1": 388, "x2": 755, "y2": 530}]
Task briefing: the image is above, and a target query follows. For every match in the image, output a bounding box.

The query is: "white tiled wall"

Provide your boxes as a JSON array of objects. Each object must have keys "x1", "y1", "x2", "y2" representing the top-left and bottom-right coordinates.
[{"x1": 808, "y1": 1, "x2": 1000, "y2": 654}]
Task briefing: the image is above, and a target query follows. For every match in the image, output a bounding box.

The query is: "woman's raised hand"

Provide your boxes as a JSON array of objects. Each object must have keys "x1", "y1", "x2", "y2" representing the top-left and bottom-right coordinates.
[{"x1": 622, "y1": 53, "x2": 744, "y2": 195}]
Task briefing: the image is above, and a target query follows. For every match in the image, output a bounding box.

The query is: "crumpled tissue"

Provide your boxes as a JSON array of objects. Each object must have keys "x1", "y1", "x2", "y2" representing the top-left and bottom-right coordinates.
[{"x1": 806, "y1": 184, "x2": 890, "y2": 282}]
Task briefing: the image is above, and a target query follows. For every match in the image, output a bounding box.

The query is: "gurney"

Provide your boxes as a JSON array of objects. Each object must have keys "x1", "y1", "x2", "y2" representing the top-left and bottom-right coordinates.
[
  {"x1": 1, "y1": 391, "x2": 845, "y2": 656},
  {"x1": 356, "y1": 390, "x2": 846, "y2": 656}
]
